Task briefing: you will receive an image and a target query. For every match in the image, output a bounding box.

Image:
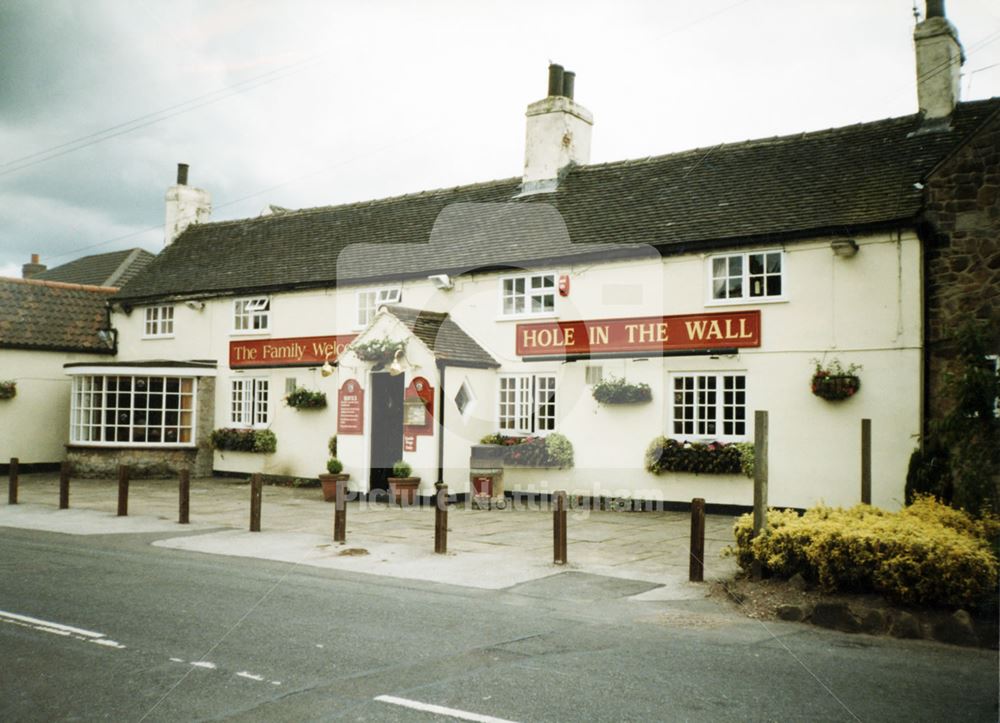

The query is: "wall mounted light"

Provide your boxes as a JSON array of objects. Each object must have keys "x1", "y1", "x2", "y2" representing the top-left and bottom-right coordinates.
[
  {"x1": 428, "y1": 274, "x2": 454, "y2": 290},
  {"x1": 831, "y1": 239, "x2": 859, "y2": 258},
  {"x1": 388, "y1": 348, "x2": 407, "y2": 376},
  {"x1": 321, "y1": 351, "x2": 335, "y2": 377},
  {"x1": 184, "y1": 300, "x2": 206, "y2": 311}
]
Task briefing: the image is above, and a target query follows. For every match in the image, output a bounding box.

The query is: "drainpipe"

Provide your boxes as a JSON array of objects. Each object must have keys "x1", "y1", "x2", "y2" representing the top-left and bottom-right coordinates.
[{"x1": 436, "y1": 360, "x2": 446, "y2": 488}]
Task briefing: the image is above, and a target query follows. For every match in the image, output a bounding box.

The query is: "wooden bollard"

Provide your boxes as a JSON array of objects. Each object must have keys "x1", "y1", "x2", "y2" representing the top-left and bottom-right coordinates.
[
  {"x1": 116, "y1": 465, "x2": 129, "y2": 517},
  {"x1": 179, "y1": 469, "x2": 190, "y2": 524},
  {"x1": 8, "y1": 457, "x2": 18, "y2": 505},
  {"x1": 434, "y1": 485, "x2": 448, "y2": 554},
  {"x1": 333, "y1": 478, "x2": 346, "y2": 543},
  {"x1": 751, "y1": 410, "x2": 769, "y2": 581},
  {"x1": 59, "y1": 461, "x2": 70, "y2": 509},
  {"x1": 249, "y1": 474, "x2": 262, "y2": 532},
  {"x1": 861, "y1": 418, "x2": 872, "y2": 505},
  {"x1": 553, "y1": 490, "x2": 567, "y2": 565},
  {"x1": 689, "y1": 497, "x2": 706, "y2": 582}
]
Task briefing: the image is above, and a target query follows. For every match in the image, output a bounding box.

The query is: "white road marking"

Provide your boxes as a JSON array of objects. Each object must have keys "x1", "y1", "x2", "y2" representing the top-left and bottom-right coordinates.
[
  {"x1": 0, "y1": 609, "x2": 126, "y2": 650},
  {"x1": 190, "y1": 661, "x2": 216, "y2": 669},
  {"x1": 169, "y1": 658, "x2": 184, "y2": 663},
  {"x1": 236, "y1": 671, "x2": 264, "y2": 681},
  {"x1": 374, "y1": 695, "x2": 519, "y2": 723}
]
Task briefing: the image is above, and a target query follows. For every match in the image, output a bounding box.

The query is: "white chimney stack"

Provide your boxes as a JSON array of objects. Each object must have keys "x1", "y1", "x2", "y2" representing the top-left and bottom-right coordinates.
[
  {"x1": 165, "y1": 163, "x2": 211, "y2": 245},
  {"x1": 914, "y1": 0, "x2": 964, "y2": 121},
  {"x1": 521, "y1": 64, "x2": 593, "y2": 192}
]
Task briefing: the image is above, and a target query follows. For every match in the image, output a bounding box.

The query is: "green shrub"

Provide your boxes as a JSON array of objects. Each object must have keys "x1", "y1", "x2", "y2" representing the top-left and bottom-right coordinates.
[
  {"x1": 733, "y1": 442, "x2": 755, "y2": 479},
  {"x1": 905, "y1": 441, "x2": 952, "y2": 505},
  {"x1": 645, "y1": 436, "x2": 743, "y2": 475},
  {"x1": 210, "y1": 428, "x2": 277, "y2": 454},
  {"x1": 328, "y1": 435, "x2": 338, "y2": 457},
  {"x1": 392, "y1": 460, "x2": 412, "y2": 477},
  {"x1": 326, "y1": 457, "x2": 343, "y2": 474},
  {"x1": 285, "y1": 387, "x2": 327, "y2": 409},
  {"x1": 591, "y1": 377, "x2": 652, "y2": 404},
  {"x1": 479, "y1": 433, "x2": 574, "y2": 468},
  {"x1": 731, "y1": 497, "x2": 999, "y2": 607}
]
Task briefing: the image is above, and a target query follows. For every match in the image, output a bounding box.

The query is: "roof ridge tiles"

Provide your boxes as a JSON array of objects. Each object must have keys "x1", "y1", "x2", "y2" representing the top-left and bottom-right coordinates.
[{"x1": 0, "y1": 276, "x2": 118, "y2": 293}]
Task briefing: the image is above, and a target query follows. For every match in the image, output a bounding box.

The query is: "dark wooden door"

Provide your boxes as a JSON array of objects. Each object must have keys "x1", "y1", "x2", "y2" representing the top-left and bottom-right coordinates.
[{"x1": 369, "y1": 372, "x2": 404, "y2": 494}]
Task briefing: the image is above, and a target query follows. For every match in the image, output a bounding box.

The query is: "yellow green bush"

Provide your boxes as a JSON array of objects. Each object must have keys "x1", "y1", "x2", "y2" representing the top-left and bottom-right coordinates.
[{"x1": 731, "y1": 496, "x2": 999, "y2": 607}]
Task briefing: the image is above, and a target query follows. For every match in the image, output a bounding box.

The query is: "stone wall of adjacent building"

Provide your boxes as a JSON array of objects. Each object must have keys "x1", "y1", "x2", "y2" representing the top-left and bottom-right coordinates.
[
  {"x1": 922, "y1": 111, "x2": 1000, "y2": 424},
  {"x1": 67, "y1": 377, "x2": 216, "y2": 478}
]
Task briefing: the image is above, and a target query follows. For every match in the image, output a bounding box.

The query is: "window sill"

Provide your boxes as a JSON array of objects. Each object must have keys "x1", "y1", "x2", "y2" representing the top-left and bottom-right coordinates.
[
  {"x1": 141, "y1": 335, "x2": 175, "y2": 340},
  {"x1": 495, "y1": 312, "x2": 559, "y2": 323},
  {"x1": 704, "y1": 297, "x2": 787, "y2": 308},
  {"x1": 230, "y1": 330, "x2": 272, "y2": 337},
  {"x1": 67, "y1": 443, "x2": 197, "y2": 450}
]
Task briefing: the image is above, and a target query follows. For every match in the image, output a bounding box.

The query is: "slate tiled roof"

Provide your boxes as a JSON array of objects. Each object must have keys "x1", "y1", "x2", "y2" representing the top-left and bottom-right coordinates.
[
  {"x1": 114, "y1": 99, "x2": 1000, "y2": 304},
  {"x1": 0, "y1": 278, "x2": 117, "y2": 353},
  {"x1": 388, "y1": 307, "x2": 498, "y2": 368},
  {"x1": 34, "y1": 248, "x2": 155, "y2": 288}
]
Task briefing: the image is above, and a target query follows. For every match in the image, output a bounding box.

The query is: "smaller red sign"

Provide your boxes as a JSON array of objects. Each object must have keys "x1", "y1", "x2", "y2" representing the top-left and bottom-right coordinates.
[
  {"x1": 230, "y1": 334, "x2": 356, "y2": 369},
  {"x1": 472, "y1": 475, "x2": 493, "y2": 497},
  {"x1": 337, "y1": 379, "x2": 364, "y2": 435},
  {"x1": 403, "y1": 376, "x2": 435, "y2": 437},
  {"x1": 403, "y1": 434, "x2": 417, "y2": 452}
]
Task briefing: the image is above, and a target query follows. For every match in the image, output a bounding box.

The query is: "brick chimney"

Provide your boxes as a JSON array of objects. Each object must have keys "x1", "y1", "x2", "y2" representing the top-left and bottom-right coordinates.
[
  {"x1": 22, "y1": 253, "x2": 46, "y2": 279},
  {"x1": 521, "y1": 64, "x2": 593, "y2": 193},
  {"x1": 165, "y1": 163, "x2": 211, "y2": 245},
  {"x1": 914, "y1": 0, "x2": 964, "y2": 121}
]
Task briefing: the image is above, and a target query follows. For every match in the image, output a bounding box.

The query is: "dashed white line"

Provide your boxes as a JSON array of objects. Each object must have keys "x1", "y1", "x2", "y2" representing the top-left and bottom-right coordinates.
[
  {"x1": 0, "y1": 609, "x2": 126, "y2": 650},
  {"x1": 374, "y1": 695, "x2": 518, "y2": 723},
  {"x1": 236, "y1": 671, "x2": 264, "y2": 681},
  {"x1": 189, "y1": 661, "x2": 217, "y2": 670}
]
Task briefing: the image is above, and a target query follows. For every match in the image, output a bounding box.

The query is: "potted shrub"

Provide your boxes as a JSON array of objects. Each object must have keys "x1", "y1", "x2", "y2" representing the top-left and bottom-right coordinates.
[
  {"x1": 811, "y1": 359, "x2": 861, "y2": 401},
  {"x1": 319, "y1": 457, "x2": 350, "y2": 502},
  {"x1": 387, "y1": 459, "x2": 420, "y2": 506}
]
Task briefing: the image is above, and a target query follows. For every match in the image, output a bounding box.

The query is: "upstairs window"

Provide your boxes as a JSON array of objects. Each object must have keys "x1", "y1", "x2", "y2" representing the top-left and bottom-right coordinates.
[
  {"x1": 710, "y1": 251, "x2": 783, "y2": 302},
  {"x1": 356, "y1": 287, "x2": 401, "y2": 328},
  {"x1": 233, "y1": 297, "x2": 270, "y2": 333},
  {"x1": 500, "y1": 272, "x2": 555, "y2": 317},
  {"x1": 498, "y1": 374, "x2": 556, "y2": 434},
  {"x1": 143, "y1": 305, "x2": 174, "y2": 337}
]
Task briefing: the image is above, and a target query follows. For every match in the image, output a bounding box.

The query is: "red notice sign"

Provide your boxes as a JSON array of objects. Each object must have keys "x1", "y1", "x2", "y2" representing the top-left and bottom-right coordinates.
[
  {"x1": 230, "y1": 334, "x2": 355, "y2": 369},
  {"x1": 337, "y1": 379, "x2": 364, "y2": 435},
  {"x1": 516, "y1": 311, "x2": 760, "y2": 357}
]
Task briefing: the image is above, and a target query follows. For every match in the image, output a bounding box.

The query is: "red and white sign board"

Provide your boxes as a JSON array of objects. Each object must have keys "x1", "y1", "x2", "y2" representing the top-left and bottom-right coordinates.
[
  {"x1": 337, "y1": 379, "x2": 364, "y2": 435},
  {"x1": 516, "y1": 311, "x2": 760, "y2": 357},
  {"x1": 230, "y1": 334, "x2": 355, "y2": 369}
]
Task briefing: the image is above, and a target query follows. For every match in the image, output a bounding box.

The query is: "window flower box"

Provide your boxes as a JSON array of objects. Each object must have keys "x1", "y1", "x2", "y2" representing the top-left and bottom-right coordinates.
[
  {"x1": 645, "y1": 437, "x2": 744, "y2": 475},
  {"x1": 479, "y1": 433, "x2": 574, "y2": 469},
  {"x1": 210, "y1": 428, "x2": 277, "y2": 453}
]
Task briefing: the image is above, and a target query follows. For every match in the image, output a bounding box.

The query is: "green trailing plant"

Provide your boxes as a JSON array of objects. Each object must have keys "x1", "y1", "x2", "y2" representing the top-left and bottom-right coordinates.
[
  {"x1": 810, "y1": 358, "x2": 862, "y2": 401},
  {"x1": 352, "y1": 338, "x2": 406, "y2": 365},
  {"x1": 733, "y1": 442, "x2": 755, "y2": 479},
  {"x1": 0, "y1": 380, "x2": 16, "y2": 400},
  {"x1": 591, "y1": 376, "x2": 652, "y2": 404},
  {"x1": 326, "y1": 457, "x2": 344, "y2": 475},
  {"x1": 328, "y1": 435, "x2": 338, "y2": 457},
  {"x1": 479, "y1": 433, "x2": 574, "y2": 468},
  {"x1": 210, "y1": 428, "x2": 277, "y2": 454},
  {"x1": 645, "y1": 437, "x2": 743, "y2": 475},
  {"x1": 910, "y1": 322, "x2": 1000, "y2": 516},
  {"x1": 285, "y1": 387, "x2": 327, "y2": 409},
  {"x1": 392, "y1": 459, "x2": 413, "y2": 478}
]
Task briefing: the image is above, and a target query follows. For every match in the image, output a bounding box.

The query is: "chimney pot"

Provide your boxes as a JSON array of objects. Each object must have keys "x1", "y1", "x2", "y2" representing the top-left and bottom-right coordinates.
[
  {"x1": 926, "y1": 0, "x2": 945, "y2": 19},
  {"x1": 562, "y1": 71, "x2": 575, "y2": 100},
  {"x1": 31, "y1": 253, "x2": 39, "y2": 264},
  {"x1": 22, "y1": 253, "x2": 46, "y2": 279},
  {"x1": 176, "y1": 163, "x2": 189, "y2": 186},
  {"x1": 547, "y1": 63, "x2": 564, "y2": 97}
]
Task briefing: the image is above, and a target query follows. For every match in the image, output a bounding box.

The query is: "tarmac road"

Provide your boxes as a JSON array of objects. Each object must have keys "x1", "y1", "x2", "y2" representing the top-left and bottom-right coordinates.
[{"x1": 1, "y1": 526, "x2": 997, "y2": 722}]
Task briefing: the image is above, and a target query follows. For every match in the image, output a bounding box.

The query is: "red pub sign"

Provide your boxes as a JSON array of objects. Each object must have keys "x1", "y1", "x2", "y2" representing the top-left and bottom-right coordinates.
[
  {"x1": 229, "y1": 334, "x2": 355, "y2": 369},
  {"x1": 516, "y1": 310, "x2": 760, "y2": 357}
]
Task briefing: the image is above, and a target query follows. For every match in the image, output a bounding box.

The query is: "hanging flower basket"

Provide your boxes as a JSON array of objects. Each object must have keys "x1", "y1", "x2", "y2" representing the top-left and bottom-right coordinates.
[
  {"x1": 351, "y1": 338, "x2": 406, "y2": 365},
  {"x1": 591, "y1": 377, "x2": 652, "y2": 405},
  {"x1": 811, "y1": 359, "x2": 862, "y2": 401},
  {"x1": 285, "y1": 387, "x2": 327, "y2": 409},
  {"x1": 0, "y1": 381, "x2": 15, "y2": 400}
]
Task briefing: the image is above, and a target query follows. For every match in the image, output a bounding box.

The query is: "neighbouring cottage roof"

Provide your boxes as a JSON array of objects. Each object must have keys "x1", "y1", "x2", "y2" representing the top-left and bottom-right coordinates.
[
  {"x1": 0, "y1": 277, "x2": 117, "y2": 354},
  {"x1": 34, "y1": 248, "x2": 155, "y2": 288},
  {"x1": 113, "y1": 99, "x2": 1000, "y2": 305},
  {"x1": 386, "y1": 306, "x2": 499, "y2": 368}
]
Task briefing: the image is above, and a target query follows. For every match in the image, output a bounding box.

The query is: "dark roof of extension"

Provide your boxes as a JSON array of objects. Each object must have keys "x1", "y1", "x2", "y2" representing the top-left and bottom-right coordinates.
[
  {"x1": 0, "y1": 277, "x2": 116, "y2": 354},
  {"x1": 34, "y1": 248, "x2": 155, "y2": 288},
  {"x1": 114, "y1": 98, "x2": 1000, "y2": 304},
  {"x1": 386, "y1": 307, "x2": 499, "y2": 368}
]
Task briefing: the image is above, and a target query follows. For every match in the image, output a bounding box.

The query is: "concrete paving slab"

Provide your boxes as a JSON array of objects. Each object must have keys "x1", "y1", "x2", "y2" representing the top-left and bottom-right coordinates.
[{"x1": 0, "y1": 504, "x2": 214, "y2": 536}]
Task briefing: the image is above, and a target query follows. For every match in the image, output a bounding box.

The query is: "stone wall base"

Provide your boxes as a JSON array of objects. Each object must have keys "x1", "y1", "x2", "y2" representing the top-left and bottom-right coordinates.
[{"x1": 67, "y1": 446, "x2": 212, "y2": 479}]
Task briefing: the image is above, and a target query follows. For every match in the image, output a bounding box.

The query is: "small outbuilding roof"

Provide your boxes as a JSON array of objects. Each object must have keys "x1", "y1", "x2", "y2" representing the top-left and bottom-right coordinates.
[
  {"x1": 0, "y1": 277, "x2": 116, "y2": 354},
  {"x1": 33, "y1": 248, "x2": 155, "y2": 288}
]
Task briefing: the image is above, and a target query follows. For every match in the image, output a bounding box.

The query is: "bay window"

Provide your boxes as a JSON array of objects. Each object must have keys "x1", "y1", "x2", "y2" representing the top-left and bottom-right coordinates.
[{"x1": 70, "y1": 375, "x2": 196, "y2": 445}]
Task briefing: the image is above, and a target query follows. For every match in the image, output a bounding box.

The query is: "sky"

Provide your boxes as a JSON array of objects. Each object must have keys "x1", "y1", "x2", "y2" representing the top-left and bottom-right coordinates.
[{"x1": 1, "y1": 0, "x2": 999, "y2": 280}]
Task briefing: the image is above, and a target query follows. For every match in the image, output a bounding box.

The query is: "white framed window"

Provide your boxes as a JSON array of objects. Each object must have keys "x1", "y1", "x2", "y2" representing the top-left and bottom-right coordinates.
[
  {"x1": 500, "y1": 272, "x2": 556, "y2": 317},
  {"x1": 70, "y1": 375, "x2": 196, "y2": 446},
  {"x1": 231, "y1": 377, "x2": 270, "y2": 427},
  {"x1": 671, "y1": 372, "x2": 747, "y2": 441},
  {"x1": 454, "y1": 379, "x2": 476, "y2": 418},
  {"x1": 709, "y1": 250, "x2": 783, "y2": 302},
  {"x1": 585, "y1": 365, "x2": 603, "y2": 385},
  {"x1": 143, "y1": 305, "x2": 174, "y2": 337},
  {"x1": 356, "y1": 287, "x2": 401, "y2": 328},
  {"x1": 498, "y1": 374, "x2": 556, "y2": 434},
  {"x1": 233, "y1": 297, "x2": 270, "y2": 333}
]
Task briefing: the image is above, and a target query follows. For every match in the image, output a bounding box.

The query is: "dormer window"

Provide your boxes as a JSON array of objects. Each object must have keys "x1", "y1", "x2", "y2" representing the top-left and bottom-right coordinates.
[{"x1": 233, "y1": 297, "x2": 270, "y2": 334}]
